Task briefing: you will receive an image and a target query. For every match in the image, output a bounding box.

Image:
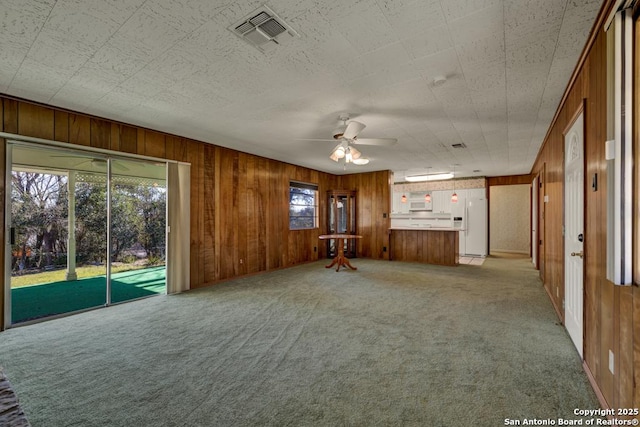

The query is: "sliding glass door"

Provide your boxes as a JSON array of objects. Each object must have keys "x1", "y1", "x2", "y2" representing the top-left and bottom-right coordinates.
[
  {"x1": 9, "y1": 146, "x2": 108, "y2": 323},
  {"x1": 7, "y1": 143, "x2": 167, "y2": 325},
  {"x1": 109, "y1": 158, "x2": 166, "y2": 305}
]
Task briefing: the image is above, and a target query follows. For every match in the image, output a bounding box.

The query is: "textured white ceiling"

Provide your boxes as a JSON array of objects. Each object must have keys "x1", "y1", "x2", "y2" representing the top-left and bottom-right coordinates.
[{"x1": 0, "y1": 0, "x2": 602, "y2": 179}]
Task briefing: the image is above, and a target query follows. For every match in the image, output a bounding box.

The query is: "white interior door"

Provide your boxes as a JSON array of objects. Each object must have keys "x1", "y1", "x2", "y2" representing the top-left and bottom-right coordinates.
[{"x1": 564, "y1": 111, "x2": 584, "y2": 358}]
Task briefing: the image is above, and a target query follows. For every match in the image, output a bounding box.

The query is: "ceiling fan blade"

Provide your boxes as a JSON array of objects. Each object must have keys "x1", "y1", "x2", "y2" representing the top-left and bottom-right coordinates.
[
  {"x1": 352, "y1": 138, "x2": 398, "y2": 146},
  {"x1": 297, "y1": 138, "x2": 338, "y2": 142},
  {"x1": 86, "y1": 159, "x2": 129, "y2": 171},
  {"x1": 342, "y1": 121, "x2": 366, "y2": 139}
]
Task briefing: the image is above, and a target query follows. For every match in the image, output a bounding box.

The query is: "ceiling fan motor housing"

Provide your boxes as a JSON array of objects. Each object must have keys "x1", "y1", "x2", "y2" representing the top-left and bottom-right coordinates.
[{"x1": 332, "y1": 125, "x2": 347, "y2": 139}]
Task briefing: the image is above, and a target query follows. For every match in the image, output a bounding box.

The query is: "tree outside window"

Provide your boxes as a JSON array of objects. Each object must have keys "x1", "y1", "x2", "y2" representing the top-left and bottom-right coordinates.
[{"x1": 289, "y1": 182, "x2": 318, "y2": 230}]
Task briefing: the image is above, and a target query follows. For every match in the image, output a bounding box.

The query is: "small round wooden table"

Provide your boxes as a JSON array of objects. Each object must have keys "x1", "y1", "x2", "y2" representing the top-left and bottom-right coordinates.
[{"x1": 318, "y1": 234, "x2": 363, "y2": 272}]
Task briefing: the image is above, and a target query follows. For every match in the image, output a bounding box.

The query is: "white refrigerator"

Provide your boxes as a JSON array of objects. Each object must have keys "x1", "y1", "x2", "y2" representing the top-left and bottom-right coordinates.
[{"x1": 464, "y1": 197, "x2": 487, "y2": 256}]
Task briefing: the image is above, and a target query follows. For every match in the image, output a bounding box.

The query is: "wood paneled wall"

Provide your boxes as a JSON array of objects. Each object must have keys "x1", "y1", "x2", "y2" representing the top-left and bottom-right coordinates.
[
  {"x1": 0, "y1": 95, "x2": 392, "y2": 330},
  {"x1": 486, "y1": 174, "x2": 533, "y2": 187},
  {"x1": 338, "y1": 171, "x2": 392, "y2": 260},
  {"x1": 530, "y1": 0, "x2": 637, "y2": 412}
]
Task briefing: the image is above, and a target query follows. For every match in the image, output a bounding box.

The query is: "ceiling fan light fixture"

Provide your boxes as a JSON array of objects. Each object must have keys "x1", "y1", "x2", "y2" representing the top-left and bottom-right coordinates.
[
  {"x1": 405, "y1": 173, "x2": 454, "y2": 182},
  {"x1": 349, "y1": 146, "x2": 362, "y2": 160},
  {"x1": 329, "y1": 144, "x2": 346, "y2": 161},
  {"x1": 353, "y1": 158, "x2": 369, "y2": 165}
]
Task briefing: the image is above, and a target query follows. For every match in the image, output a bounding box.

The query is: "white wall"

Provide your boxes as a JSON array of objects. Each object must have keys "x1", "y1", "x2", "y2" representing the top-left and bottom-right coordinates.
[{"x1": 490, "y1": 185, "x2": 530, "y2": 254}]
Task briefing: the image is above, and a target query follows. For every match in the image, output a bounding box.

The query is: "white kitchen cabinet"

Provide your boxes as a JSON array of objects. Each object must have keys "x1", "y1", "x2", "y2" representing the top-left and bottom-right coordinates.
[
  {"x1": 392, "y1": 192, "x2": 409, "y2": 213},
  {"x1": 408, "y1": 192, "x2": 433, "y2": 211},
  {"x1": 392, "y1": 192, "x2": 400, "y2": 213},
  {"x1": 431, "y1": 191, "x2": 443, "y2": 213},
  {"x1": 432, "y1": 190, "x2": 452, "y2": 214}
]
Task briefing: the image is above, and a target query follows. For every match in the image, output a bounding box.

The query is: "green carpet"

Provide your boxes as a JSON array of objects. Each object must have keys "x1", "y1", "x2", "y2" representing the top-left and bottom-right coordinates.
[
  {"x1": 0, "y1": 256, "x2": 601, "y2": 426},
  {"x1": 11, "y1": 266, "x2": 166, "y2": 323}
]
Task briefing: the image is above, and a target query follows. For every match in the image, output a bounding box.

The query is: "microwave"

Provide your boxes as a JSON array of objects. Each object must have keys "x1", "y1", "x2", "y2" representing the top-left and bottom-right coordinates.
[{"x1": 409, "y1": 200, "x2": 432, "y2": 211}]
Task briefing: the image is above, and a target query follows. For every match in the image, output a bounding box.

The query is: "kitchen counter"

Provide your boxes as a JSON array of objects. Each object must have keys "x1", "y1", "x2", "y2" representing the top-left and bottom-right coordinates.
[
  {"x1": 389, "y1": 228, "x2": 460, "y2": 266},
  {"x1": 389, "y1": 226, "x2": 464, "y2": 232},
  {"x1": 390, "y1": 212, "x2": 454, "y2": 229}
]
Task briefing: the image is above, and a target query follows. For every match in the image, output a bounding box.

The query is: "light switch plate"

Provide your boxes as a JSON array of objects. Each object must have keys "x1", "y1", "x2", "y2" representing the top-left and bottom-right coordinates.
[
  {"x1": 605, "y1": 139, "x2": 615, "y2": 160},
  {"x1": 609, "y1": 350, "x2": 615, "y2": 374}
]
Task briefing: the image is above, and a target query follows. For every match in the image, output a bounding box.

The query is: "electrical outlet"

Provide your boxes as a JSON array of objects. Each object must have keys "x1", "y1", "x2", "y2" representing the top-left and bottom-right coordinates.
[
  {"x1": 609, "y1": 350, "x2": 615, "y2": 374},
  {"x1": 239, "y1": 259, "x2": 243, "y2": 265}
]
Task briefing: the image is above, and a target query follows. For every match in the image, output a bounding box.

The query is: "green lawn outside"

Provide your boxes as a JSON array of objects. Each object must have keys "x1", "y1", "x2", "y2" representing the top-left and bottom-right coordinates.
[
  {"x1": 11, "y1": 266, "x2": 167, "y2": 323},
  {"x1": 11, "y1": 264, "x2": 160, "y2": 288}
]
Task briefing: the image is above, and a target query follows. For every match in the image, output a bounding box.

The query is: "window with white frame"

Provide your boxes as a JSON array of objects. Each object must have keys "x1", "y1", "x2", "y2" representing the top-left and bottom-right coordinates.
[{"x1": 289, "y1": 181, "x2": 318, "y2": 230}]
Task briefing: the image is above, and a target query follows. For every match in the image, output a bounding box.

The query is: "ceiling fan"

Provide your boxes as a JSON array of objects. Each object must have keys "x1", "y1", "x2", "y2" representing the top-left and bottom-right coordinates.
[
  {"x1": 50, "y1": 155, "x2": 129, "y2": 171},
  {"x1": 305, "y1": 114, "x2": 398, "y2": 165}
]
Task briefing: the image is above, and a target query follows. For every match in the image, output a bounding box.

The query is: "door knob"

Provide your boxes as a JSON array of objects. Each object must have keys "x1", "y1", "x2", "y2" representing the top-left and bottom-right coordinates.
[{"x1": 570, "y1": 251, "x2": 583, "y2": 258}]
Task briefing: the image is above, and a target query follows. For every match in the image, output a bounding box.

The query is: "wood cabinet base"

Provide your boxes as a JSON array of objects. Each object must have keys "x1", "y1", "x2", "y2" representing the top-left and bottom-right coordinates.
[{"x1": 389, "y1": 229, "x2": 459, "y2": 266}]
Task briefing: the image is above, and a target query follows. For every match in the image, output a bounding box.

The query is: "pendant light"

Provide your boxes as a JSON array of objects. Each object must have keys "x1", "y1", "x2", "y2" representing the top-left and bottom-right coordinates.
[
  {"x1": 401, "y1": 194, "x2": 407, "y2": 203},
  {"x1": 424, "y1": 166, "x2": 432, "y2": 202},
  {"x1": 451, "y1": 164, "x2": 458, "y2": 203}
]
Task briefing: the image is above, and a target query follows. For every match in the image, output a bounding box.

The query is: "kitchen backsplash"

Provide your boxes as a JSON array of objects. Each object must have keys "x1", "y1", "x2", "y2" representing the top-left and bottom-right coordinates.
[{"x1": 394, "y1": 177, "x2": 486, "y2": 192}]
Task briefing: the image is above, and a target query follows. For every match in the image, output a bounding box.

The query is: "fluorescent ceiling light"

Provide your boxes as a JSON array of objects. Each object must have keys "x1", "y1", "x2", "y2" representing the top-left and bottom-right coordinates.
[{"x1": 405, "y1": 173, "x2": 454, "y2": 182}]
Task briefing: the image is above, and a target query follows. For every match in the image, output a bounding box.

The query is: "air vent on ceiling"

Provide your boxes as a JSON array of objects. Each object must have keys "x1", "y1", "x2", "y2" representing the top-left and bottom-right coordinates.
[
  {"x1": 451, "y1": 143, "x2": 467, "y2": 149},
  {"x1": 230, "y1": 5, "x2": 299, "y2": 52}
]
